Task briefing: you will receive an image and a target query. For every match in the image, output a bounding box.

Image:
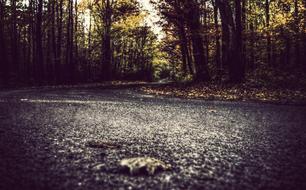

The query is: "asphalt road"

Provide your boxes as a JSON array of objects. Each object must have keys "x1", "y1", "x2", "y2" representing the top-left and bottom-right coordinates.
[{"x1": 0, "y1": 87, "x2": 306, "y2": 190}]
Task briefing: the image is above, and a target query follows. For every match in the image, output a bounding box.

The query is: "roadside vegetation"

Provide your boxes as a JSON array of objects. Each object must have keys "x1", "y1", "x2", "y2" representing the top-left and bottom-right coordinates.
[{"x1": 0, "y1": 0, "x2": 305, "y2": 102}]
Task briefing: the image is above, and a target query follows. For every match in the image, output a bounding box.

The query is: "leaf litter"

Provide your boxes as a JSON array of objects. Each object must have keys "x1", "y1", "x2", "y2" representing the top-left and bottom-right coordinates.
[{"x1": 120, "y1": 157, "x2": 171, "y2": 175}]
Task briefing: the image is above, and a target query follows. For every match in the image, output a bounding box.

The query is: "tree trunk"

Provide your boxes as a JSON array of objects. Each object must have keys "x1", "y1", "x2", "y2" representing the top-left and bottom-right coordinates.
[
  {"x1": 250, "y1": 22, "x2": 255, "y2": 70},
  {"x1": 242, "y1": 0, "x2": 247, "y2": 67},
  {"x1": 101, "y1": 0, "x2": 112, "y2": 81},
  {"x1": 66, "y1": 0, "x2": 74, "y2": 83},
  {"x1": 74, "y1": 0, "x2": 78, "y2": 81},
  {"x1": 178, "y1": 19, "x2": 192, "y2": 75},
  {"x1": 87, "y1": 8, "x2": 92, "y2": 79},
  {"x1": 25, "y1": 0, "x2": 34, "y2": 84},
  {"x1": 203, "y1": 1, "x2": 209, "y2": 67},
  {"x1": 265, "y1": 0, "x2": 271, "y2": 66},
  {"x1": 304, "y1": 0, "x2": 306, "y2": 70},
  {"x1": 56, "y1": 0, "x2": 63, "y2": 84},
  {"x1": 294, "y1": 0, "x2": 300, "y2": 65},
  {"x1": 0, "y1": 0, "x2": 8, "y2": 85},
  {"x1": 216, "y1": 0, "x2": 245, "y2": 83},
  {"x1": 173, "y1": 0, "x2": 192, "y2": 75},
  {"x1": 47, "y1": 0, "x2": 52, "y2": 83},
  {"x1": 213, "y1": 0, "x2": 221, "y2": 80},
  {"x1": 51, "y1": 0, "x2": 57, "y2": 83},
  {"x1": 185, "y1": 0, "x2": 210, "y2": 81},
  {"x1": 35, "y1": 0, "x2": 44, "y2": 84},
  {"x1": 11, "y1": 0, "x2": 19, "y2": 82},
  {"x1": 217, "y1": 0, "x2": 230, "y2": 71},
  {"x1": 249, "y1": 1, "x2": 255, "y2": 70},
  {"x1": 230, "y1": 0, "x2": 244, "y2": 82}
]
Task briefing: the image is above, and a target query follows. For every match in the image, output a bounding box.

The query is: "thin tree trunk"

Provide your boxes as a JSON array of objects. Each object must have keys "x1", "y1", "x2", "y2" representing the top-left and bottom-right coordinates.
[
  {"x1": 29, "y1": 0, "x2": 36, "y2": 83},
  {"x1": 74, "y1": 0, "x2": 78, "y2": 81},
  {"x1": 230, "y1": 0, "x2": 244, "y2": 82},
  {"x1": 174, "y1": 0, "x2": 193, "y2": 75},
  {"x1": 25, "y1": 0, "x2": 33, "y2": 84},
  {"x1": 36, "y1": 0, "x2": 44, "y2": 84},
  {"x1": 250, "y1": 22, "x2": 255, "y2": 70},
  {"x1": 249, "y1": 2, "x2": 255, "y2": 70},
  {"x1": 87, "y1": 8, "x2": 92, "y2": 79},
  {"x1": 101, "y1": 0, "x2": 112, "y2": 81},
  {"x1": 11, "y1": 0, "x2": 19, "y2": 81},
  {"x1": 46, "y1": 0, "x2": 53, "y2": 83},
  {"x1": 185, "y1": 0, "x2": 210, "y2": 81},
  {"x1": 304, "y1": 0, "x2": 306, "y2": 70},
  {"x1": 213, "y1": 0, "x2": 221, "y2": 80},
  {"x1": 51, "y1": 0, "x2": 57, "y2": 83},
  {"x1": 0, "y1": 0, "x2": 8, "y2": 85},
  {"x1": 66, "y1": 0, "x2": 74, "y2": 83},
  {"x1": 294, "y1": 0, "x2": 300, "y2": 65},
  {"x1": 56, "y1": 0, "x2": 63, "y2": 84},
  {"x1": 266, "y1": 0, "x2": 271, "y2": 65},
  {"x1": 31, "y1": 0, "x2": 36, "y2": 83},
  {"x1": 242, "y1": 0, "x2": 247, "y2": 67},
  {"x1": 216, "y1": 0, "x2": 230, "y2": 71},
  {"x1": 178, "y1": 19, "x2": 191, "y2": 75},
  {"x1": 203, "y1": 1, "x2": 209, "y2": 67}
]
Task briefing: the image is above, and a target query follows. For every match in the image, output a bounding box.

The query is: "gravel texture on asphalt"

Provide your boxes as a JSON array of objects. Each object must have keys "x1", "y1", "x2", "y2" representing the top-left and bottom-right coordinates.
[{"x1": 0, "y1": 88, "x2": 306, "y2": 190}]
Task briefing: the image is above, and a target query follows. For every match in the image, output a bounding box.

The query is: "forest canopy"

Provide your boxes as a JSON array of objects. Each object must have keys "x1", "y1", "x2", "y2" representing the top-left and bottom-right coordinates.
[{"x1": 0, "y1": 0, "x2": 305, "y2": 87}]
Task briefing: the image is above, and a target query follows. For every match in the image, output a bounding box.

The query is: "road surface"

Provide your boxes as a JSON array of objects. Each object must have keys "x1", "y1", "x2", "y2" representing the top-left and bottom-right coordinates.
[{"x1": 0, "y1": 87, "x2": 306, "y2": 190}]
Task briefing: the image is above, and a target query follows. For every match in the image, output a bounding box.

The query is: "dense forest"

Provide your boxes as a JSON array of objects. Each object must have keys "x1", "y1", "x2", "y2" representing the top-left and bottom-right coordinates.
[{"x1": 0, "y1": 0, "x2": 305, "y2": 87}]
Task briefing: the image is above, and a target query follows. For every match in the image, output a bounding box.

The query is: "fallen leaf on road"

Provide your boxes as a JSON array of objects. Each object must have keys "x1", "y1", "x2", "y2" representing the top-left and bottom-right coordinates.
[
  {"x1": 93, "y1": 164, "x2": 105, "y2": 171},
  {"x1": 120, "y1": 157, "x2": 171, "y2": 175},
  {"x1": 86, "y1": 141, "x2": 121, "y2": 149},
  {"x1": 140, "y1": 80, "x2": 306, "y2": 103},
  {"x1": 208, "y1": 109, "x2": 217, "y2": 113}
]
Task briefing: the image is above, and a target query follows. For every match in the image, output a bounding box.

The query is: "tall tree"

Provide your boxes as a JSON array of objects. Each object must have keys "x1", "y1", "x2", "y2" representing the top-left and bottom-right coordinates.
[
  {"x1": 216, "y1": 0, "x2": 230, "y2": 74},
  {"x1": 51, "y1": 0, "x2": 57, "y2": 83},
  {"x1": 27, "y1": 0, "x2": 35, "y2": 83},
  {"x1": 304, "y1": 0, "x2": 306, "y2": 70},
  {"x1": 212, "y1": 0, "x2": 221, "y2": 80},
  {"x1": 101, "y1": 0, "x2": 113, "y2": 81},
  {"x1": 11, "y1": 0, "x2": 19, "y2": 80},
  {"x1": 231, "y1": 0, "x2": 244, "y2": 82},
  {"x1": 294, "y1": 0, "x2": 300, "y2": 65},
  {"x1": 74, "y1": 0, "x2": 79, "y2": 78},
  {"x1": 0, "y1": 0, "x2": 8, "y2": 85},
  {"x1": 173, "y1": 0, "x2": 193, "y2": 75},
  {"x1": 216, "y1": 0, "x2": 245, "y2": 82},
  {"x1": 35, "y1": 0, "x2": 44, "y2": 83},
  {"x1": 265, "y1": 0, "x2": 271, "y2": 65},
  {"x1": 249, "y1": 1, "x2": 255, "y2": 70},
  {"x1": 56, "y1": 0, "x2": 64, "y2": 83},
  {"x1": 66, "y1": 0, "x2": 74, "y2": 82},
  {"x1": 184, "y1": 0, "x2": 210, "y2": 81},
  {"x1": 241, "y1": 0, "x2": 247, "y2": 66}
]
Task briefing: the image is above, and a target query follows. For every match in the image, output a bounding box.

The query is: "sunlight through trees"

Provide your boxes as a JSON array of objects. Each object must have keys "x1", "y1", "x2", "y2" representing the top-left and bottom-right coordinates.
[{"x1": 0, "y1": 0, "x2": 305, "y2": 86}]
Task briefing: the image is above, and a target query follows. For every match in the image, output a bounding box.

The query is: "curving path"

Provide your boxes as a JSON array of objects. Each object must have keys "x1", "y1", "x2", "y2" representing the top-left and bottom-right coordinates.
[{"x1": 0, "y1": 87, "x2": 306, "y2": 190}]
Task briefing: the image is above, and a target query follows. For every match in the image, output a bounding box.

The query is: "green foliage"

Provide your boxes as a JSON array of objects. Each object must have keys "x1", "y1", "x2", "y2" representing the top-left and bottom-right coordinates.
[{"x1": 0, "y1": 0, "x2": 305, "y2": 86}]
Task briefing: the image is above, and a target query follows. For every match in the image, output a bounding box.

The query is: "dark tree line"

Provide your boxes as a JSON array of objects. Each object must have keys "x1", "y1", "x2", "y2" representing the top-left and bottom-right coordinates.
[
  {"x1": 153, "y1": 0, "x2": 306, "y2": 83},
  {"x1": 0, "y1": 0, "x2": 157, "y2": 87},
  {"x1": 1, "y1": 0, "x2": 305, "y2": 87}
]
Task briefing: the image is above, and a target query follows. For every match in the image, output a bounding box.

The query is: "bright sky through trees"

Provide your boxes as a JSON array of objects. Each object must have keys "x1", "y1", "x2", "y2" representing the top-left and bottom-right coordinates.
[
  {"x1": 137, "y1": 0, "x2": 164, "y2": 38},
  {"x1": 79, "y1": 0, "x2": 163, "y2": 38}
]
